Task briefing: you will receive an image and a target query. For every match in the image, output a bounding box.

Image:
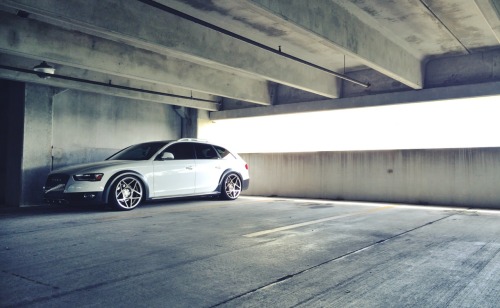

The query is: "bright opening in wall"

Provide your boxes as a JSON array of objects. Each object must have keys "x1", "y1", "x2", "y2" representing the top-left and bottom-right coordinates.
[{"x1": 199, "y1": 96, "x2": 500, "y2": 153}]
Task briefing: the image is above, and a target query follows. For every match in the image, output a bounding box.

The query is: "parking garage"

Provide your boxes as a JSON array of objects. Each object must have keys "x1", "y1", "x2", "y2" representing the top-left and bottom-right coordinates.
[{"x1": 1, "y1": 0, "x2": 500, "y2": 307}]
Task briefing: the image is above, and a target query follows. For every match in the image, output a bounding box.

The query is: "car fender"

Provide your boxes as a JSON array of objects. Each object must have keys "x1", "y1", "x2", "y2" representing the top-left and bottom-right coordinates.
[
  {"x1": 216, "y1": 169, "x2": 243, "y2": 192},
  {"x1": 103, "y1": 171, "x2": 151, "y2": 203}
]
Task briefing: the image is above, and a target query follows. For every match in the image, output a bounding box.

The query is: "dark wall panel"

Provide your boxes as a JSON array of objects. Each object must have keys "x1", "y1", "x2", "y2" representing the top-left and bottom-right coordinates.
[{"x1": 0, "y1": 79, "x2": 25, "y2": 207}]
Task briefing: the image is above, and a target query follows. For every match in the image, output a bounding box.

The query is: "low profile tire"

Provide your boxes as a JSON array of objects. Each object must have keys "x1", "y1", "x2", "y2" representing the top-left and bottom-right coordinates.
[
  {"x1": 220, "y1": 173, "x2": 242, "y2": 200},
  {"x1": 110, "y1": 175, "x2": 144, "y2": 210}
]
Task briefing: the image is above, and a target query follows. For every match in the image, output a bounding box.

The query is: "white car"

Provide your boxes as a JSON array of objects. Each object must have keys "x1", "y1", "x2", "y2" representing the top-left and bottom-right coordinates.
[{"x1": 43, "y1": 139, "x2": 250, "y2": 210}]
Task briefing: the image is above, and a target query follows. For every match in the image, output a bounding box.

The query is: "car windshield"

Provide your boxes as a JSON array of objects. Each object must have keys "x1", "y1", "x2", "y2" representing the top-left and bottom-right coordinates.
[{"x1": 107, "y1": 141, "x2": 170, "y2": 161}]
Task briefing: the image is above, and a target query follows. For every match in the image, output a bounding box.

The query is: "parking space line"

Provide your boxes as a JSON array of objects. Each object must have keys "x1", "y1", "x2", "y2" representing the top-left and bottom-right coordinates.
[{"x1": 243, "y1": 205, "x2": 394, "y2": 238}]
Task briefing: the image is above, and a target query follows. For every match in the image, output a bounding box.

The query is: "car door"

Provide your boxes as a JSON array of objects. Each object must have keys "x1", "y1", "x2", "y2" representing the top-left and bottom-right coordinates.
[
  {"x1": 194, "y1": 143, "x2": 224, "y2": 194},
  {"x1": 152, "y1": 142, "x2": 195, "y2": 197}
]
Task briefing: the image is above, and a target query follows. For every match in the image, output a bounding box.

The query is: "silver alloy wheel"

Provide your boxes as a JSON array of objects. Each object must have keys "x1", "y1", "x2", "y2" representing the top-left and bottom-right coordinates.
[
  {"x1": 224, "y1": 174, "x2": 242, "y2": 199},
  {"x1": 114, "y1": 176, "x2": 143, "y2": 209}
]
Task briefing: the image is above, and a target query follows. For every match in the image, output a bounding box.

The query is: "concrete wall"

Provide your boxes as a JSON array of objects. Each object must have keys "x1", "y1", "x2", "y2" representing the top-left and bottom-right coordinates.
[
  {"x1": 240, "y1": 148, "x2": 500, "y2": 209},
  {"x1": 21, "y1": 87, "x2": 181, "y2": 206},
  {"x1": 51, "y1": 90, "x2": 181, "y2": 169}
]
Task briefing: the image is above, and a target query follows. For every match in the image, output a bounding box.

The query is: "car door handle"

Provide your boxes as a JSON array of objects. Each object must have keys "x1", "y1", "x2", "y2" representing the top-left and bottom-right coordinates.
[
  {"x1": 215, "y1": 165, "x2": 221, "y2": 169},
  {"x1": 186, "y1": 166, "x2": 193, "y2": 170}
]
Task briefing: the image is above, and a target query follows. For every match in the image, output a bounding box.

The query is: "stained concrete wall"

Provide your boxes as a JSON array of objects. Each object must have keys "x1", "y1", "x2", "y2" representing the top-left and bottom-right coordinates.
[
  {"x1": 21, "y1": 84, "x2": 54, "y2": 207},
  {"x1": 51, "y1": 90, "x2": 181, "y2": 169},
  {"x1": 240, "y1": 148, "x2": 500, "y2": 209},
  {"x1": 21, "y1": 86, "x2": 181, "y2": 206}
]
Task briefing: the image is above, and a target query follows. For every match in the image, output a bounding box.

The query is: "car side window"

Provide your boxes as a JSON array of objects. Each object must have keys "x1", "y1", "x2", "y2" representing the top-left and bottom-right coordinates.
[
  {"x1": 163, "y1": 143, "x2": 195, "y2": 160},
  {"x1": 108, "y1": 142, "x2": 168, "y2": 161},
  {"x1": 214, "y1": 146, "x2": 236, "y2": 159},
  {"x1": 194, "y1": 144, "x2": 219, "y2": 159}
]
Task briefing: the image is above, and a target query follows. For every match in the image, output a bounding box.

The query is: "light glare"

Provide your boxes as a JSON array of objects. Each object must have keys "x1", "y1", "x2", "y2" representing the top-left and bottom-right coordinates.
[{"x1": 199, "y1": 96, "x2": 500, "y2": 153}]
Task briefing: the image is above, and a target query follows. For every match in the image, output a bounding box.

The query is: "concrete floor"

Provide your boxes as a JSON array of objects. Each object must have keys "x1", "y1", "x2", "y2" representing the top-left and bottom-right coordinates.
[{"x1": 0, "y1": 197, "x2": 499, "y2": 307}]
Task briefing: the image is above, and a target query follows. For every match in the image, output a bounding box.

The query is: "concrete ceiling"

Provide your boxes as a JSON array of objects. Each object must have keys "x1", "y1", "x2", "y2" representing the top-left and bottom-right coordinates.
[{"x1": 1, "y1": 0, "x2": 500, "y2": 119}]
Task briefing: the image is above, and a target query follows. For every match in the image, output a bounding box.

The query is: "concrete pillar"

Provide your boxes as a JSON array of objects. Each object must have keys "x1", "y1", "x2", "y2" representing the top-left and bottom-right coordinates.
[
  {"x1": 173, "y1": 106, "x2": 198, "y2": 138},
  {"x1": 0, "y1": 79, "x2": 25, "y2": 207},
  {"x1": 21, "y1": 84, "x2": 54, "y2": 206},
  {"x1": 183, "y1": 108, "x2": 198, "y2": 138}
]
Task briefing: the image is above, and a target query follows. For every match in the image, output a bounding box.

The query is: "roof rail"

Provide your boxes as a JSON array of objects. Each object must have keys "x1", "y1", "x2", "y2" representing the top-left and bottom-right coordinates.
[{"x1": 177, "y1": 138, "x2": 208, "y2": 142}]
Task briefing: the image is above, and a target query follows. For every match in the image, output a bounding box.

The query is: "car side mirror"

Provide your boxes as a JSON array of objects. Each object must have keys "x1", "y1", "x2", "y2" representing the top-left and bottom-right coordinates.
[{"x1": 160, "y1": 152, "x2": 174, "y2": 160}]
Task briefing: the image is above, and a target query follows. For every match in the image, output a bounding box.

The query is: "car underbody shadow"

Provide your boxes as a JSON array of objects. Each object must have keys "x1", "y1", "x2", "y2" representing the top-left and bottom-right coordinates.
[{"x1": 0, "y1": 194, "x2": 227, "y2": 216}]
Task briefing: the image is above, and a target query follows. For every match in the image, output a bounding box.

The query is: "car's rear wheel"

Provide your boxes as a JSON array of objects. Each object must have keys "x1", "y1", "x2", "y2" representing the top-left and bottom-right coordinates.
[
  {"x1": 221, "y1": 173, "x2": 242, "y2": 200},
  {"x1": 110, "y1": 175, "x2": 143, "y2": 210}
]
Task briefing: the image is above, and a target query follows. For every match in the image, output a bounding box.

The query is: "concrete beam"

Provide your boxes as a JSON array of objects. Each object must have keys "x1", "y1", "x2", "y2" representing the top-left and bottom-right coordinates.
[
  {"x1": 0, "y1": 11, "x2": 271, "y2": 106},
  {"x1": 249, "y1": 0, "x2": 424, "y2": 89},
  {"x1": 0, "y1": 70, "x2": 219, "y2": 112},
  {"x1": 0, "y1": 54, "x2": 219, "y2": 111},
  {"x1": 2, "y1": 0, "x2": 341, "y2": 98},
  {"x1": 422, "y1": 0, "x2": 499, "y2": 50},
  {"x1": 475, "y1": 0, "x2": 500, "y2": 43},
  {"x1": 425, "y1": 48, "x2": 500, "y2": 88},
  {"x1": 210, "y1": 81, "x2": 500, "y2": 120}
]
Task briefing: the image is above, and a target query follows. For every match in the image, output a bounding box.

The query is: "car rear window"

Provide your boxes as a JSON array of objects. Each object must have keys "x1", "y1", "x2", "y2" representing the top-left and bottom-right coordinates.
[
  {"x1": 214, "y1": 146, "x2": 236, "y2": 159},
  {"x1": 195, "y1": 144, "x2": 219, "y2": 159}
]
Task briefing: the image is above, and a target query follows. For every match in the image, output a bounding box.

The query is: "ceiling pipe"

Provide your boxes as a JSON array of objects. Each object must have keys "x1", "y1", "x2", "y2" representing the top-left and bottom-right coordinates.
[
  {"x1": 137, "y1": 0, "x2": 371, "y2": 88},
  {"x1": 0, "y1": 64, "x2": 218, "y2": 104}
]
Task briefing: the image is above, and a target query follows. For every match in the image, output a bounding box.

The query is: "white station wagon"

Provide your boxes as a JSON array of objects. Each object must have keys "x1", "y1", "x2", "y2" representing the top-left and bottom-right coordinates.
[{"x1": 43, "y1": 139, "x2": 250, "y2": 210}]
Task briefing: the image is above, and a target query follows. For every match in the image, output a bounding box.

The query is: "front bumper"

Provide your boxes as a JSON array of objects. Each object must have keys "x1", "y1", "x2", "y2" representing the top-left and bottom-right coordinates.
[
  {"x1": 43, "y1": 191, "x2": 104, "y2": 205},
  {"x1": 44, "y1": 173, "x2": 107, "y2": 205}
]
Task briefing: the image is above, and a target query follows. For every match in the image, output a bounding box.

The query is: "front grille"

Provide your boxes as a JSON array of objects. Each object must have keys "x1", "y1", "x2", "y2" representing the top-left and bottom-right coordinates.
[{"x1": 44, "y1": 174, "x2": 70, "y2": 192}]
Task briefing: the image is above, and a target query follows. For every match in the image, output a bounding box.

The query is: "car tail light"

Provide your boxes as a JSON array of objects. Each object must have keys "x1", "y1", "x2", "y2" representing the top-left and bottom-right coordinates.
[{"x1": 245, "y1": 164, "x2": 249, "y2": 170}]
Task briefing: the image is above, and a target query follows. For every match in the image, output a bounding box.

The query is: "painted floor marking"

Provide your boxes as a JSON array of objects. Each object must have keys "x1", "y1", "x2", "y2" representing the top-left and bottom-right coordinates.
[{"x1": 243, "y1": 205, "x2": 394, "y2": 238}]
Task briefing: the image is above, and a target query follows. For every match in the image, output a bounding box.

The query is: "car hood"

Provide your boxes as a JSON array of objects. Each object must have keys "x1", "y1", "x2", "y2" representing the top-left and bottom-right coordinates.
[{"x1": 51, "y1": 160, "x2": 143, "y2": 175}]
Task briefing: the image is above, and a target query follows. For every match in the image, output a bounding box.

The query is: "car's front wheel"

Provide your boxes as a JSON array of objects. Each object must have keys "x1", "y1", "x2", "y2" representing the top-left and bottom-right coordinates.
[
  {"x1": 110, "y1": 175, "x2": 143, "y2": 210},
  {"x1": 220, "y1": 173, "x2": 242, "y2": 200}
]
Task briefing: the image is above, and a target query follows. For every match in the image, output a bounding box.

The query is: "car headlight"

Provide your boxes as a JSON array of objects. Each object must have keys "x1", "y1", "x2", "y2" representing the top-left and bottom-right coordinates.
[{"x1": 73, "y1": 173, "x2": 104, "y2": 181}]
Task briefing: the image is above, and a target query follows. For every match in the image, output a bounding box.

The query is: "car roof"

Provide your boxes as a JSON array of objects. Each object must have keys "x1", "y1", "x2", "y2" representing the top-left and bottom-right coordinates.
[{"x1": 141, "y1": 139, "x2": 227, "y2": 149}]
